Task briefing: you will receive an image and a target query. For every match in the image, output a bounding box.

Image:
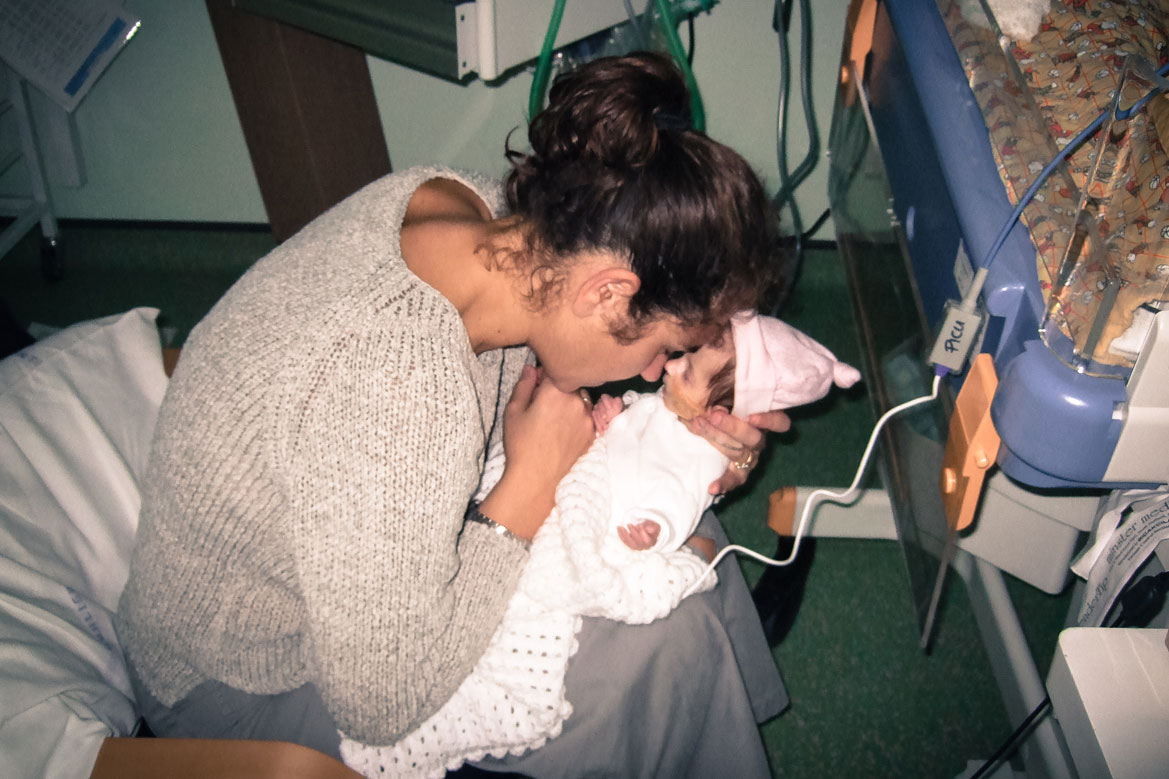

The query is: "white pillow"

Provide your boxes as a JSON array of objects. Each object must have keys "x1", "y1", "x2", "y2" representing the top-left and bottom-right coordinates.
[{"x1": 0, "y1": 308, "x2": 168, "y2": 777}]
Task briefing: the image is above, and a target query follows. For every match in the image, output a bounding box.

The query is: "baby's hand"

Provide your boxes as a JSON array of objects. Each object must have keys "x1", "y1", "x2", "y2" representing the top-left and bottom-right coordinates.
[
  {"x1": 591, "y1": 393, "x2": 625, "y2": 435},
  {"x1": 617, "y1": 519, "x2": 661, "y2": 551}
]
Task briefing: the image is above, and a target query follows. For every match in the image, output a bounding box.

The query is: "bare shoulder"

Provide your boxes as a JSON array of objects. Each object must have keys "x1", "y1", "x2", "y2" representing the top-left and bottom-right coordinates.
[{"x1": 403, "y1": 177, "x2": 492, "y2": 226}]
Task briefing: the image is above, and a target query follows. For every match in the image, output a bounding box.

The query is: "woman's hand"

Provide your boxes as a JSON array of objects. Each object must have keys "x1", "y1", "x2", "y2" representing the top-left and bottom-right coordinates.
[
  {"x1": 684, "y1": 406, "x2": 791, "y2": 496},
  {"x1": 686, "y1": 535, "x2": 716, "y2": 563},
  {"x1": 481, "y1": 365, "x2": 596, "y2": 539}
]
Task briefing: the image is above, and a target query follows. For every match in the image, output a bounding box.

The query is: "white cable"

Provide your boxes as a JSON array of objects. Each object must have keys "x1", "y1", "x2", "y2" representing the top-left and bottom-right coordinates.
[
  {"x1": 681, "y1": 372, "x2": 943, "y2": 599},
  {"x1": 961, "y1": 266, "x2": 989, "y2": 312}
]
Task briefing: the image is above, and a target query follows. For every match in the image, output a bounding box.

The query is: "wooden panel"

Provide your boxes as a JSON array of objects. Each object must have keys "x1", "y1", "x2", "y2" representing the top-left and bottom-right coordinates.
[
  {"x1": 90, "y1": 737, "x2": 362, "y2": 778},
  {"x1": 205, "y1": 0, "x2": 392, "y2": 242}
]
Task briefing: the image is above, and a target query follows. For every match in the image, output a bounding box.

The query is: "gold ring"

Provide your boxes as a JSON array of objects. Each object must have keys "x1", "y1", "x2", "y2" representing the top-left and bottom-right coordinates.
[{"x1": 733, "y1": 450, "x2": 756, "y2": 471}]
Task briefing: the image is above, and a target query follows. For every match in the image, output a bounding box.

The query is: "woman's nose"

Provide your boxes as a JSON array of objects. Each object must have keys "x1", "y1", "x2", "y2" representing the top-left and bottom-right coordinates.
[{"x1": 640, "y1": 353, "x2": 669, "y2": 382}]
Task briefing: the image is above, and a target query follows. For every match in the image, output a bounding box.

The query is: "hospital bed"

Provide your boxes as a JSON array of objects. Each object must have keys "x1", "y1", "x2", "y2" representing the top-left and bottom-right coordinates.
[
  {"x1": 0, "y1": 308, "x2": 363, "y2": 777},
  {"x1": 830, "y1": 0, "x2": 1168, "y2": 775}
]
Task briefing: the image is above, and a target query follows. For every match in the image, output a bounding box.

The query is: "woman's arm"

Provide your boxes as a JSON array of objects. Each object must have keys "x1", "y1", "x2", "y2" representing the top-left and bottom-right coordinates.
[
  {"x1": 281, "y1": 323, "x2": 530, "y2": 745},
  {"x1": 478, "y1": 365, "x2": 596, "y2": 540}
]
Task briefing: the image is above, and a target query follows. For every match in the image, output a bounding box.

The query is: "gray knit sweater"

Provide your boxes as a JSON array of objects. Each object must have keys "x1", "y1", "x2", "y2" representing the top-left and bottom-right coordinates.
[{"x1": 116, "y1": 166, "x2": 531, "y2": 745}]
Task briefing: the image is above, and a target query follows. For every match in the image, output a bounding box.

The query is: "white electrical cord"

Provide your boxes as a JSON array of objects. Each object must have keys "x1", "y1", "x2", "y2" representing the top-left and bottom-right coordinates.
[{"x1": 681, "y1": 371, "x2": 944, "y2": 599}]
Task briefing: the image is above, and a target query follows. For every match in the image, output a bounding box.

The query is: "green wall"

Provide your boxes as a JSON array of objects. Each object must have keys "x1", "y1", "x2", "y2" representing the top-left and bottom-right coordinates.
[{"x1": 30, "y1": 0, "x2": 847, "y2": 239}]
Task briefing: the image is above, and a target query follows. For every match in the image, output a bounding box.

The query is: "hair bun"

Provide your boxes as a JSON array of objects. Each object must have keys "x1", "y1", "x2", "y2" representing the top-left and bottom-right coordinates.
[
  {"x1": 504, "y1": 52, "x2": 784, "y2": 331},
  {"x1": 530, "y1": 52, "x2": 691, "y2": 169}
]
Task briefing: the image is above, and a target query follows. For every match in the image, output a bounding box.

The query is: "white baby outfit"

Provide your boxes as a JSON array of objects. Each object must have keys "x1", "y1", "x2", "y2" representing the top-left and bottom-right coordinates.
[
  {"x1": 340, "y1": 430, "x2": 716, "y2": 779},
  {"x1": 603, "y1": 391, "x2": 729, "y2": 553}
]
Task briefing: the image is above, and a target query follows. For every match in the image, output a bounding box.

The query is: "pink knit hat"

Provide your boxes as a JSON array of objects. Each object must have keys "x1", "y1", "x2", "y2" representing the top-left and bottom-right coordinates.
[{"x1": 731, "y1": 312, "x2": 862, "y2": 418}]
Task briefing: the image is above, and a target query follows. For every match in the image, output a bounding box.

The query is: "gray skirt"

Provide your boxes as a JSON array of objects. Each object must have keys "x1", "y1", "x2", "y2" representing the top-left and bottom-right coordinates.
[
  {"x1": 474, "y1": 511, "x2": 787, "y2": 778},
  {"x1": 128, "y1": 511, "x2": 787, "y2": 778}
]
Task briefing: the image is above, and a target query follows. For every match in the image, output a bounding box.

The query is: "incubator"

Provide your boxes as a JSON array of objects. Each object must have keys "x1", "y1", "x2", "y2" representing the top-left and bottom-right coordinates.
[
  {"x1": 830, "y1": 0, "x2": 1169, "y2": 773},
  {"x1": 934, "y1": 0, "x2": 1169, "y2": 488}
]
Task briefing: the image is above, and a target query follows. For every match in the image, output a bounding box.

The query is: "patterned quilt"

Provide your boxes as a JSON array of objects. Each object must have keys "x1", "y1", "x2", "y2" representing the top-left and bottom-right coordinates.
[{"x1": 939, "y1": 0, "x2": 1169, "y2": 371}]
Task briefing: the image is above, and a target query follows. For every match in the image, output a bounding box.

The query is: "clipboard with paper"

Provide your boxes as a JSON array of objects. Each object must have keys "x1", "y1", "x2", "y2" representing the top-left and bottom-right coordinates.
[{"x1": 0, "y1": 0, "x2": 140, "y2": 112}]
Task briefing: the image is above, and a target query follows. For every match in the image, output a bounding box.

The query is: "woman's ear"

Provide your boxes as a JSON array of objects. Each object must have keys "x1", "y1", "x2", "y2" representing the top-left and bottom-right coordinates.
[{"x1": 571, "y1": 267, "x2": 641, "y2": 317}]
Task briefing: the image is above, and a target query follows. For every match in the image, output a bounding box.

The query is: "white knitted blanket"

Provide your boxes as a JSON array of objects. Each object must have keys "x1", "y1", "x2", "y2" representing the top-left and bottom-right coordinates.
[{"x1": 339, "y1": 436, "x2": 716, "y2": 778}]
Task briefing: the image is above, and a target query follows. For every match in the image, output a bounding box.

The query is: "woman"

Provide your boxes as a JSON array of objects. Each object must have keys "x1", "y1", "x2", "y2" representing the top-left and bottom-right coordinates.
[{"x1": 116, "y1": 52, "x2": 790, "y2": 776}]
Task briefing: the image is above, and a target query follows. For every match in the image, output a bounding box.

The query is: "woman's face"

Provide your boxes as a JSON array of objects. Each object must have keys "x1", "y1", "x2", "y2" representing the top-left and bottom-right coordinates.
[
  {"x1": 536, "y1": 315, "x2": 710, "y2": 392},
  {"x1": 526, "y1": 252, "x2": 720, "y2": 391},
  {"x1": 661, "y1": 334, "x2": 734, "y2": 420}
]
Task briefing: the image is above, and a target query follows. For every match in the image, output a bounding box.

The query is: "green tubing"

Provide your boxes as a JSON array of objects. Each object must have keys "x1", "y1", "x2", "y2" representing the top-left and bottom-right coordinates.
[
  {"x1": 655, "y1": 0, "x2": 705, "y2": 131},
  {"x1": 528, "y1": 0, "x2": 567, "y2": 119}
]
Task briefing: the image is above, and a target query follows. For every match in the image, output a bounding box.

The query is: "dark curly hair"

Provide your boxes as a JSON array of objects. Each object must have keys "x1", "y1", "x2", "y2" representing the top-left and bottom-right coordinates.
[{"x1": 505, "y1": 52, "x2": 785, "y2": 338}]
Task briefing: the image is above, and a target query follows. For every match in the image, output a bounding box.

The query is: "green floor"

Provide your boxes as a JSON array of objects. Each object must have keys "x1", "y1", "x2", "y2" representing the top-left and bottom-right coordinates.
[{"x1": 0, "y1": 224, "x2": 1074, "y2": 778}]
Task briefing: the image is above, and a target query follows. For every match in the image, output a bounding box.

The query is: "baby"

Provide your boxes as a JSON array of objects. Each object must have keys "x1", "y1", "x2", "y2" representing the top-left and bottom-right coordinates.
[
  {"x1": 340, "y1": 312, "x2": 861, "y2": 777},
  {"x1": 592, "y1": 311, "x2": 861, "y2": 555}
]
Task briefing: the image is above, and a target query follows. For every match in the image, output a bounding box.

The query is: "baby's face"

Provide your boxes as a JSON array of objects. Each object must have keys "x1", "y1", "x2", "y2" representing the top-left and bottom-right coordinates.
[{"x1": 661, "y1": 334, "x2": 734, "y2": 421}]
